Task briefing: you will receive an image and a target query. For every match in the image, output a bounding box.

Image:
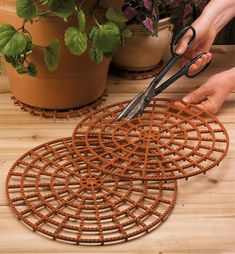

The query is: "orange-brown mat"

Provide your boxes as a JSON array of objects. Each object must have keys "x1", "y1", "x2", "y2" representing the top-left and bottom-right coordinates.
[
  {"x1": 11, "y1": 92, "x2": 107, "y2": 119},
  {"x1": 110, "y1": 61, "x2": 164, "y2": 80},
  {"x1": 72, "y1": 98, "x2": 229, "y2": 181},
  {"x1": 6, "y1": 137, "x2": 177, "y2": 245}
]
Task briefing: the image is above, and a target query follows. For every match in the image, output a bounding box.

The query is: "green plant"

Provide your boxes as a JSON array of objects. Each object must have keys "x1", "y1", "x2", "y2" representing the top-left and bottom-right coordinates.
[{"x1": 0, "y1": 0, "x2": 130, "y2": 76}]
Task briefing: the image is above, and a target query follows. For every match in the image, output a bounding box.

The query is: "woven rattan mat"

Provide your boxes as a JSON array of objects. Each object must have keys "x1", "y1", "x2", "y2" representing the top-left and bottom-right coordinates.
[
  {"x1": 72, "y1": 98, "x2": 229, "y2": 181},
  {"x1": 6, "y1": 137, "x2": 177, "y2": 245}
]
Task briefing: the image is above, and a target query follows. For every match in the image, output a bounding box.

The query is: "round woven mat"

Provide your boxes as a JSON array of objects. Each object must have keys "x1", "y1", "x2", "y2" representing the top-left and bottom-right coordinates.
[
  {"x1": 11, "y1": 92, "x2": 107, "y2": 119},
  {"x1": 6, "y1": 137, "x2": 177, "y2": 245},
  {"x1": 109, "y1": 61, "x2": 164, "y2": 80},
  {"x1": 72, "y1": 98, "x2": 229, "y2": 181}
]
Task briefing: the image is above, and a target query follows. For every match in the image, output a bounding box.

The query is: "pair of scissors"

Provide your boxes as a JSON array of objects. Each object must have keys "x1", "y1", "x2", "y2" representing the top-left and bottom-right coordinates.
[{"x1": 115, "y1": 25, "x2": 211, "y2": 122}]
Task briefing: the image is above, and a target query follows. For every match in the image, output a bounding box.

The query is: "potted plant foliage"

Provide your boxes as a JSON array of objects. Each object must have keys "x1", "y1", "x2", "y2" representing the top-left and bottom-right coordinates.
[
  {"x1": 0, "y1": 0, "x2": 128, "y2": 109},
  {"x1": 112, "y1": 0, "x2": 175, "y2": 72}
]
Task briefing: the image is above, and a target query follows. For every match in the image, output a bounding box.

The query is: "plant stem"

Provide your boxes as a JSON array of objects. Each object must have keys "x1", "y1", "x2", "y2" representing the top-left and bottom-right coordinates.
[
  {"x1": 79, "y1": 0, "x2": 86, "y2": 9},
  {"x1": 39, "y1": 10, "x2": 52, "y2": 16}
]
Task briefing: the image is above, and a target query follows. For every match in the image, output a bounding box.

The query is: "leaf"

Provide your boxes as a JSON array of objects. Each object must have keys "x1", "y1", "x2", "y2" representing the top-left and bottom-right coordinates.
[
  {"x1": 143, "y1": 17, "x2": 156, "y2": 35},
  {"x1": 25, "y1": 37, "x2": 33, "y2": 54},
  {"x1": 0, "y1": 24, "x2": 27, "y2": 56},
  {"x1": 16, "y1": 0, "x2": 39, "y2": 20},
  {"x1": 48, "y1": 0, "x2": 75, "y2": 18},
  {"x1": 77, "y1": 10, "x2": 86, "y2": 32},
  {"x1": 64, "y1": 27, "x2": 87, "y2": 55},
  {"x1": 27, "y1": 62, "x2": 37, "y2": 76},
  {"x1": 17, "y1": 65, "x2": 27, "y2": 74},
  {"x1": 5, "y1": 55, "x2": 17, "y2": 66},
  {"x1": 105, "y1": 7, "x2": 128, "y2": 23},
  {"x1": 44, "y1": 39, "x2": 60, "y2": 71},
  {"x1": 88, "y1": 27, "x2": 98, "y2": 40},
  {"x1": 93, "y1": 22, "x2": 121, "y2": 53},
  {"x1": 89, "y1": 47, "x2": 103, "y2": 64},
  {"x1": 122, "y1": 28, "x2": 132, "y2": 38}
]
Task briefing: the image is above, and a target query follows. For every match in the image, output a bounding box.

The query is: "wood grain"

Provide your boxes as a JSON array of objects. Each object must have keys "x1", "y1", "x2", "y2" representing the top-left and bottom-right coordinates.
[{"x1": 0, "y1": 46, "x2": 234, "y2": 254}]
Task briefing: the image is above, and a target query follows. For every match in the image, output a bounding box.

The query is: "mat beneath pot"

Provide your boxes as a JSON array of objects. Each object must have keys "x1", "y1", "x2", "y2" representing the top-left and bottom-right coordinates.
[
  {"x1": 110, "y1": 61, "x2": 164, "y2": 80},
  {"x1": 11, "y1": 92, "x2": 107, "y2": 119},
  {"x1": 72, "y1": 98, "x2": 229, "y2": 181},
  {"x1": 6, "y1": 137, "x2": 177, "y2": 245}
]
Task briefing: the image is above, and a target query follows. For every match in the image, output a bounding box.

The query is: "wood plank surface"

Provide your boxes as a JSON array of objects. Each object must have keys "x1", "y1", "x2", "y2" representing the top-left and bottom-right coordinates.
[{"x1": 0, "y1": 46, "x2": 234, "y2": 254}]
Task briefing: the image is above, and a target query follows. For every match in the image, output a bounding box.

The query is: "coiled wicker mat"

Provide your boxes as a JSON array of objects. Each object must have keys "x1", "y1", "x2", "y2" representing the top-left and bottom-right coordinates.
[{"x1": 6, "y1": 98, "x2": 229, "y2": 245}]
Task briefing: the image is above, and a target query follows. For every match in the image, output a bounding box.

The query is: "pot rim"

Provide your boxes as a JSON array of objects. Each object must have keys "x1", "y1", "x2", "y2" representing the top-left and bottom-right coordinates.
[{"x1": 128, "y1": 17, "x2": 172, "y2": 33}]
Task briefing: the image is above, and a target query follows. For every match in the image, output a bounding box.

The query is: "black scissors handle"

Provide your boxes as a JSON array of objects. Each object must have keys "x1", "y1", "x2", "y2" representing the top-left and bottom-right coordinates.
[
  {"x1": 144, "y1": 26, "x2": 196, "y2": 102},
  {"x1": 154, "y1": 52, "x2": 211, "y2": 96},
  {"x1": 171, "y1": 25, "x2": 196, "y2": 56}
]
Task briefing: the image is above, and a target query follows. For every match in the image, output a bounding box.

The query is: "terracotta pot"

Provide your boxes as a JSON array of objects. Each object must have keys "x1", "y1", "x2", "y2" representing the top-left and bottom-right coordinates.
[
  {"x1": 112, "y1": 17, "x2": 173, "y2": 71},
  {"x1": 0, "y1": 0, "x2": 123, "y2": 109}
]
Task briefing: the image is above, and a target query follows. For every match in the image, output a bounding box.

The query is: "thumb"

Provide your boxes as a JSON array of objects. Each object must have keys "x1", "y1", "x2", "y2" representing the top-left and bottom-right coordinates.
[
  {"x1": 175, "y1": 31, "x2": 193, "y2": 55},
  {"x1": 182, "y1": 85, "x2": 208, "y2": 104}
]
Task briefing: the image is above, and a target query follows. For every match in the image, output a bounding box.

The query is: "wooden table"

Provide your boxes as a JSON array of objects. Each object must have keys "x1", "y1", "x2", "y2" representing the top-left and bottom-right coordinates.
[{"x1": 0, "y1": 46, "x2": 235, "y2": 254}]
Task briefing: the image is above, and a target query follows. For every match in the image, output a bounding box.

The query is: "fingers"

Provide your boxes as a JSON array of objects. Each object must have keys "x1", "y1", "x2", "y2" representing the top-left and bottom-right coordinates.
[
  {"x1": 172, "y1": 93, "x2": 217, "y2": 114},
  {"x1": 195, "y1": 100, "x2": 219, "y2": 114},
  {"x1": 172, "y1": 101, "x2": 202, "y2": 114},
  {"x1": 175, "y1": 30, "x2": 194, "y2": 55},
  {"x1": 178, "y1": 52, "x2": 211, "y2": 71},
  {"x1": 182, "y1": 85, "x2": 208, "y2": 104},
  {"x1": 188, "y1": 52, "x2": 212, "y2": 73},
  {"x1": 171, "y1": 85, "x2": 209, "y2": 112}
]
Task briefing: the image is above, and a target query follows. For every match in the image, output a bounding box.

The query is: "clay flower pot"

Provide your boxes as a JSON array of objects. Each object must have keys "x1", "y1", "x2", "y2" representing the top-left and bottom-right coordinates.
[
  {"x1": 0, "y1": 0, "x2": 123, "y2": 109},
  {"x1": 112, "y1": 17, "x2": 173, "y2": 71}
]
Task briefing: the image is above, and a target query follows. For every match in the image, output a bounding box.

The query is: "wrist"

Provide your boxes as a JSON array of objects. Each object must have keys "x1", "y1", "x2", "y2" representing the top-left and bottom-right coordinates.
[
  {"x1": 226, "y1": 68, "x2": 235, "y2": 90},
  {"x1": 216, "y1": 68, "x2": 235, "y2": 94},
  {"x1": 198, "y1": 0, "x2": 235, "y2": 34}
]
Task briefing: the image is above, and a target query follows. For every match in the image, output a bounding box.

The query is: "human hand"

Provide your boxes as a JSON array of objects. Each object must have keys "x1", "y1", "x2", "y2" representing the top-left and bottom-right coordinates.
[
  {"x1": 177, "y1": 68, "x2": 235, "y2": 114},
  {"x1": 175, "y1": 0, "x2": 235, "y2": 73},
  {"x1": 175, "y1": 19, "x2": 215, "y2": 74}
]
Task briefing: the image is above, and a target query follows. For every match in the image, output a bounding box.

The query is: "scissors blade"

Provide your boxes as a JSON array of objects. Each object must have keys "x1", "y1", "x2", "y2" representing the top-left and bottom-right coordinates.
[{"x1": 115, "y1": 92, "x2": 147, "y2": 122}]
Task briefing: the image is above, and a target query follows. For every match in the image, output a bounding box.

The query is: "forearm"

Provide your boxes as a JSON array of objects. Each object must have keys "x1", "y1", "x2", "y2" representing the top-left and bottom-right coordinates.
[{"x1": 196, "y1": 0, "x2": 235, "y2": 34}]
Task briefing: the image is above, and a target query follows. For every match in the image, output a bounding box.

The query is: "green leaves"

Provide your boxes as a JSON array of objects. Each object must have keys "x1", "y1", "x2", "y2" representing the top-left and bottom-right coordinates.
[
  {"x1": 77, "y1": 10, "x2": 86, "y2": 32},
  {"x1": 93, "y1": 22, "x2": 121, "y2": 53},
  {"x1": 65, "y1": 27, "x2": 87, "y2": 55},
  {"x1": 44, "y1": 39, "x2": 60, "y2": 71},
  {"x1": 105, "y1": 7, "x2": 128, "y2": 23},
  {"x1": 64, "y1": 9, "x2": 88, "y2": 56},
  {"x1": 16, "y1": 0, "x2": 39, "y2": 20},
  {"x1": 27, "y1": 62, "x2": 37, "y2": 76},
  {"x1": 5, "y1": 55, "x2": 37, "y2": 76},
  {"x1": 48, "y1": 0, "x2": 75, "y2": 18},
  {"x1": 1, "y1": 2, "x2": 131, "y2": 74},
  {"x1": 0, "y1": 24, "x2": 27, "y2": 56},
  {"x1": 89, "y1": 47, "x2": 103, "y2": 64},
  {"x1": 86, "y1": 6, "x2": 127, "y2": 63},
  {"x1": 122, "y1": 28, "x2": 132, "y2": 38}
]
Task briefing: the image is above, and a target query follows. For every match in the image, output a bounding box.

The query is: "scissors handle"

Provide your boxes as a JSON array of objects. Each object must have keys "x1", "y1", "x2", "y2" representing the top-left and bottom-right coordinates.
[
  {"x1": 154, "y1": 52, "x2": 211, "y2": 96},
  {"x1": 171, "y1": 25, "x2": 196, "y2": 56},
  {"x1": 185, "y1": 54, "x2": 211, "y2": 78},
  {"x1": 144, "y1": 26, "x2": 196, "y2": 102}
]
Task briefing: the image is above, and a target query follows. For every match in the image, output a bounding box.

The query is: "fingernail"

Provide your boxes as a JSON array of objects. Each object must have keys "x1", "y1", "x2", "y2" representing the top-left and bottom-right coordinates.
[
  {"x1": 176, "y1": 47, "x2": 182, "y2": 54},
  {"x1": 182, "y1": 96, "x2": 189, "y2": 103}
]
